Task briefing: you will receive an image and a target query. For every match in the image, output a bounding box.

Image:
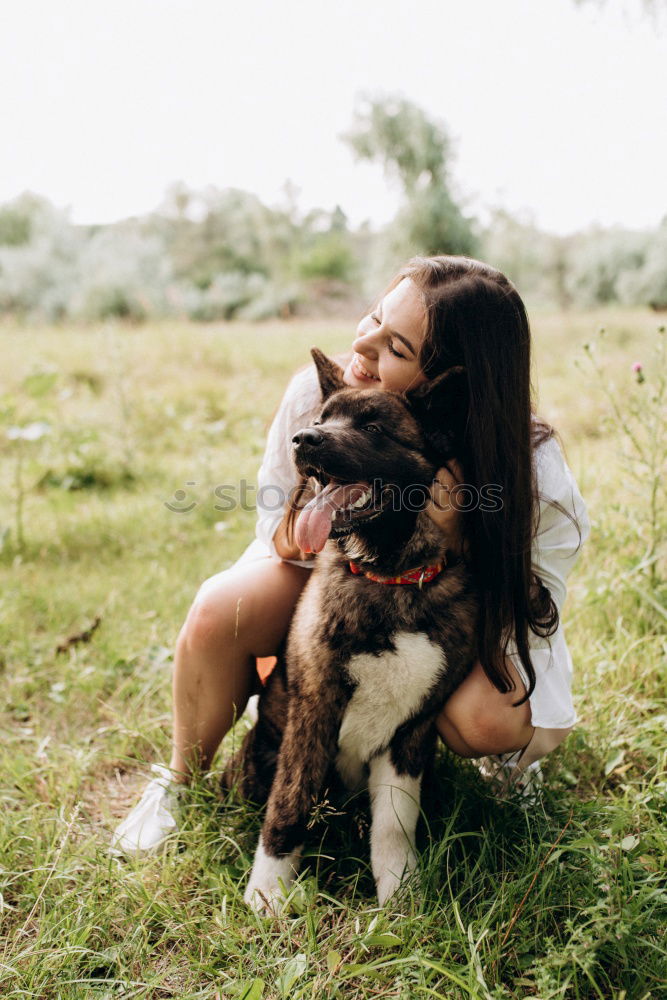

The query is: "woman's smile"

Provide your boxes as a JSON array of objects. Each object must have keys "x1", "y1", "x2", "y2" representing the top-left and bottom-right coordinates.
[{"x1": 351, "y1": 353, "x2": 380, "y2": 381}]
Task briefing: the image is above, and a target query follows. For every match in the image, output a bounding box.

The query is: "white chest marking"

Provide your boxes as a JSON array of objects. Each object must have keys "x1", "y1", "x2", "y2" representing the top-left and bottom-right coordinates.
[{"x1": 336, "y1": 631, "x2": 445, "y2": 785}]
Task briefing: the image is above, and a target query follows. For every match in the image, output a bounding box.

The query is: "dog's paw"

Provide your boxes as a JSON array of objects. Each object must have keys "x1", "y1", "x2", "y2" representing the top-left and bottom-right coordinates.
[
  {"x1": 376, "y1": 870, "x2": 405, "y2": 906},
  {"x1": 244, "y1": 837, "x2": 302, "y2": 916},
  {"x1": 374, "y1": 847, "x2": 417, "y2": 906},
  {"x1": 243, "y1": 877, "x2": 289, "y2": 916}
]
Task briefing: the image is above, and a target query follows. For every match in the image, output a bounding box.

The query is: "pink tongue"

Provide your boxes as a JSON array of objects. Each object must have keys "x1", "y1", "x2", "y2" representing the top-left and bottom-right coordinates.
[{"x1": 295, "y1": 482, "x2": 368, "y2": 553}]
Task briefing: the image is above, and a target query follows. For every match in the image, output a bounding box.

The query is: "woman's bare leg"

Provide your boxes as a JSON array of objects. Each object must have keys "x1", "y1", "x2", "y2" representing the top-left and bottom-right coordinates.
[
  {"x1": 437, "y1": 659, "x2": 534, "y2": 758},
  {"x1": 169, "y1": 558, "x2": 311, "y2": 779}
]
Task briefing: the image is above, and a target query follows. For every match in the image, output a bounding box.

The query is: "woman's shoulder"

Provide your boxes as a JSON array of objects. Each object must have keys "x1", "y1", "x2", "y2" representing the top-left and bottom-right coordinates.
[
  {"x1": 532, "y1": 428, "x2": 588, "y2": 538},
  {"x1": 283, "y1": 351, "x2": 351, "y2": 418},
  {"x1": 533, "y1": 432, "x2": 571, "y2": 499},
  {"x1": 534, "y1": 430, "x2": 564, "y2": 468}
]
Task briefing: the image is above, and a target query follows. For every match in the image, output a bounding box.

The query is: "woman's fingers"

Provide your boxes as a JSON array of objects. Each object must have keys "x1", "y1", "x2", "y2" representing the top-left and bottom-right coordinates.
[
  {"x1": 430, "y1": 461, "x2": 464, "y2": 511},
  {"x1": 441, "y1": 460, "x2": 464, "y2": 487},
  {"x1": 426, "y1": 463, "x2": 465, "y2": 545}
]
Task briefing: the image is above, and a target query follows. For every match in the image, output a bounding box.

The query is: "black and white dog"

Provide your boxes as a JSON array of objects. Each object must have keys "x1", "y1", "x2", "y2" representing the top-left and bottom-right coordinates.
[{"x1": 225, "y1": 349, "x2": 479, "y2": 912}]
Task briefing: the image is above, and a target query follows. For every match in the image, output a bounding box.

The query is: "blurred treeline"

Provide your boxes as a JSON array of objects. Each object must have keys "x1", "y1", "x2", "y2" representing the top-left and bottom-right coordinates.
[{"x1": 1, "y1": 97, "x2": 665, "y2": 323}]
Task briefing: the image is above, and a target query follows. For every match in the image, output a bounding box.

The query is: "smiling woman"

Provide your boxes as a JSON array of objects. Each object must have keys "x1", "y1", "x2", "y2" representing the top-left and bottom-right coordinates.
[
  {"x1": 343, "y1": 279, "x2": 428, "y2": 394},
  {"x1": 111, "y1": 254, "x2": 589, "y2": 861}
]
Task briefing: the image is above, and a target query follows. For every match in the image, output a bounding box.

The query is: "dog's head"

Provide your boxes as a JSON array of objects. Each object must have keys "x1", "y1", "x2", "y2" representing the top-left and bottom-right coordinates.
[{"x1": 291, "y1": 348, "x2": 469, "y2": 554}]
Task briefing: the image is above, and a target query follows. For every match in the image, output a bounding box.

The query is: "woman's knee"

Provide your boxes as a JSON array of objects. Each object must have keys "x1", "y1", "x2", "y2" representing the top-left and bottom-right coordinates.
[
  {"x1": 440, "y1": 662, "x2": 533, "y2": 756},
  {"x1": 179, "y1": 570, "x2": 251, "y2": 658},
  {"x1": 178, "y1": 558, "x2": 310, "y2": 661},
  {"x1": 445, "y1": 708, "x2": 531, "y2": 756}
]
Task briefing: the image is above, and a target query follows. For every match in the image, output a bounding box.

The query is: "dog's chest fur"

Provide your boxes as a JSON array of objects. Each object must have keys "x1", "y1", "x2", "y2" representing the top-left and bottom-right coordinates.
[
  {"x1": 336, "y1": 632, "x2": 445, "y2": 776},
  {"x1": 287, "y1": 556, "x2": 468, "y2": 789}
]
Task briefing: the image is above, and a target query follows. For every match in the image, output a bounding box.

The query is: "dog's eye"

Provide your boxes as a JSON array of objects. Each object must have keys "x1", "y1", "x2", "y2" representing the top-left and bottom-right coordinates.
[
  {"x1": 313, "y1": 420, "x2": 322, "y2": 426},
  {"x1": 364, "y1": 423, "x2": 383, "y2": 434}
]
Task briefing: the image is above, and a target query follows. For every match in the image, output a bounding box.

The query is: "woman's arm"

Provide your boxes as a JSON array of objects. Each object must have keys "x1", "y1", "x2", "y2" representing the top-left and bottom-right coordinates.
[{"x1": 531, "y1": 437, "x2": 590, "y2": 616}]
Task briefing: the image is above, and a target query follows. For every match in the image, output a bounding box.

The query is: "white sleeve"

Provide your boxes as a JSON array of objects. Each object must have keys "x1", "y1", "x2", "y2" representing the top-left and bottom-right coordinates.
[
  {"x1": 532, "y1": 436, "x2": 590, "y2": 619},
  {"x1": 506, "y1": 435, "x2": 590, "y2": 729},
  {"x1": 255, "y1": 366, "x2": 321, "y2": 564}
]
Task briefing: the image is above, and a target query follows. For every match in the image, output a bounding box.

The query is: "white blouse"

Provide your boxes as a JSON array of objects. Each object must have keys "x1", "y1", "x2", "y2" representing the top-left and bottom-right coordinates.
[{"x1": 254, "y1": 364, "x2": 590, "y2": 730}]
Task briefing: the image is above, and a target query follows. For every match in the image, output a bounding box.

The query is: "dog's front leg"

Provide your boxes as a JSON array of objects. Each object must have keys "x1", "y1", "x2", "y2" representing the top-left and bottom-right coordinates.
[
  {"x1": 244, "y1": 692, "x2": 344, "y2": 914},
  {"x1": 368, "y1": 750, "x2": 422, "y2": 905},
  {"x1": 369, "y1": 718, "x2": 438, "y2": 905}
]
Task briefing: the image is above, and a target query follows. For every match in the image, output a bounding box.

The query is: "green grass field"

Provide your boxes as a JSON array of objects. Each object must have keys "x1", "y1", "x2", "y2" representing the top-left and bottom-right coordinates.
[{"x1": 1, "y1": 310, "x2": 665, "y2": 999}]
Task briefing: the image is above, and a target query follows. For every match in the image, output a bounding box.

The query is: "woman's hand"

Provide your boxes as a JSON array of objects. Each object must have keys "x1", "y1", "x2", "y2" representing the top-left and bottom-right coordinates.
[
  {"x1": 273, "y1": 517, "x2": 304, "y2": 561},
  {"x1": 426, "y1": 460, "x2": 465, "y2": 554}
]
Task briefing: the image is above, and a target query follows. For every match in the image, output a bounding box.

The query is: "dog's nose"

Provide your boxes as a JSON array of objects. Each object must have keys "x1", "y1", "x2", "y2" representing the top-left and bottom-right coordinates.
[{"x1": 292, "y1": 427, "x2": 324, "y2": 447}]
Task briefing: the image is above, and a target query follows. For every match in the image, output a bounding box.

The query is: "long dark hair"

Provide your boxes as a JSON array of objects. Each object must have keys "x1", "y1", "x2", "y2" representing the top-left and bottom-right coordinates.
[{"x1": 396, "y1": 255, "x2": 560, "y2": 703}]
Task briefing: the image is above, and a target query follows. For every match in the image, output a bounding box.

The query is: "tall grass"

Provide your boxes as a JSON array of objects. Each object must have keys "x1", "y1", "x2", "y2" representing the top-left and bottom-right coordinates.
[{"x1": 0, "y1": 310, "x2": 665, "y2": 999}]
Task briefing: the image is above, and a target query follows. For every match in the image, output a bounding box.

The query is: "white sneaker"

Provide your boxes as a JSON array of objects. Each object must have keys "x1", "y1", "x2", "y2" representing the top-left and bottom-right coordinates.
[
  {"x1": 477, "y1": 753, "x2": 543, "y2": 804},
  {"x1": 109, "y1": 764, "x2": 185, "y2": 858}
]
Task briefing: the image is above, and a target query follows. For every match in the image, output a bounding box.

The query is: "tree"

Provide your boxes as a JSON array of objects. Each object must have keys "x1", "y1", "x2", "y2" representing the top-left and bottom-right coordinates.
[{"x1": 343, "y1": 96, "x2": 477, "y2": 258}]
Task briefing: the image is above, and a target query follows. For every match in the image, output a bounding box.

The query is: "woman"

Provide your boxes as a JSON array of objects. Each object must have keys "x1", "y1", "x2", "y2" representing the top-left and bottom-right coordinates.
[{"x1": 111, "y1": 255, "x2": 589, "y2": 856}]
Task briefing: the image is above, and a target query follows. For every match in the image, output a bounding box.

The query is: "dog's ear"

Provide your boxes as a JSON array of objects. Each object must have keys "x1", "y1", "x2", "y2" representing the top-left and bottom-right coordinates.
[
  {"x1": 405, "y1": 366, "x2": 469, "y2": 458},
  {"x1": 311, "y1": 347, "x2": 346, "y2": 401}
]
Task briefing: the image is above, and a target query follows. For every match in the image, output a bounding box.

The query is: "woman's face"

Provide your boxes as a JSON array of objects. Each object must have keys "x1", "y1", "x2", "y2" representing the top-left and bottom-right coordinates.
[{"x1": 343, "y1": 278, "x2": 429, "y2": 394}]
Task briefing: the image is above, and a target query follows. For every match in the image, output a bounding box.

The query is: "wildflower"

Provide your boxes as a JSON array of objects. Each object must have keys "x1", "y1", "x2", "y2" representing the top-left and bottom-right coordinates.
[{"x1": 631, "y1": 361, "x2": 645, "y2": 384}]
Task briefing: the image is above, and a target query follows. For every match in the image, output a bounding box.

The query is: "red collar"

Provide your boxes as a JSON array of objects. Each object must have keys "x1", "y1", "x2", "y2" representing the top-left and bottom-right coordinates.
[{"x1": 349, "y1": 560, "x2": 444, "y2": 588}]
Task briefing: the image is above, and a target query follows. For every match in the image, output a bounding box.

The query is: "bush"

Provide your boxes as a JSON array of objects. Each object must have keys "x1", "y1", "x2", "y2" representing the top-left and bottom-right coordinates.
[
  {"x1": 0, "y1": 197, "x2": 82, "y2": 320},
  {"x1": 183, "y1": 272, "x2": 269, "y2": 321},
  {"x1": 617, "y1": 219, "x2": 667, "y2": 310},
  {"x1": 564, "y1": 228, "x2": 648, "y2": 307},
  {"x1": 71, "y1": 224, "x2": 172, "y2": 322},
  {"x1": 0, "y1": 206, "x2": 31, "y2": 247},
  {"x1": 298, "y1": 231, "x2": 358, "y2": 282}
]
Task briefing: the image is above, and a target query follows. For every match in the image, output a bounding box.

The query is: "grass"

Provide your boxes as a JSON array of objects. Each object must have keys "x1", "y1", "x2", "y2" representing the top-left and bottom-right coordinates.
[{"x1": 0, "y1": 309, "x2": 665, "y2": 999}]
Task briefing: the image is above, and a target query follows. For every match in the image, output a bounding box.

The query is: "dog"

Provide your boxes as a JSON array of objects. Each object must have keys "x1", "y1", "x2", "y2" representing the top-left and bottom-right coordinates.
[{"x1": 226, "y1": 348, "x2": 479, "y2": 912}]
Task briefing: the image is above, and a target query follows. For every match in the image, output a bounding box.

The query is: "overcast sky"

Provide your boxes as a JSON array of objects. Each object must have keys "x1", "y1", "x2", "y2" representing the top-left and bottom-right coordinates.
[{"x1": 1, "y1": 0, "x2": 665, "y2": 234}]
